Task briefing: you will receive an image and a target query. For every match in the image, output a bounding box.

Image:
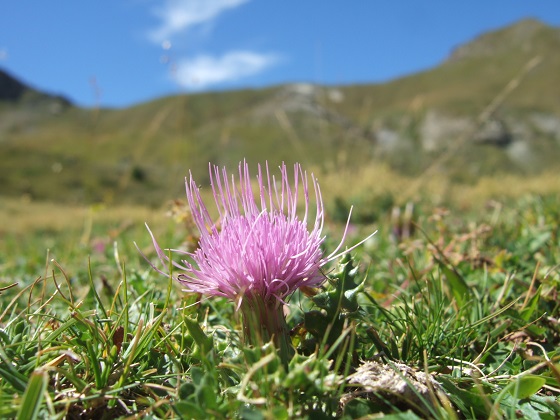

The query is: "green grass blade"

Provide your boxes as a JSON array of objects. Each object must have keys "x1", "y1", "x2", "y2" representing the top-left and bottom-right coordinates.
[
  {"x1": 16, "y1": 369, "x2": 48, "y2": 420},
  {"x1": 0, "y1": 344, "x2": 29, "y2": 392}
]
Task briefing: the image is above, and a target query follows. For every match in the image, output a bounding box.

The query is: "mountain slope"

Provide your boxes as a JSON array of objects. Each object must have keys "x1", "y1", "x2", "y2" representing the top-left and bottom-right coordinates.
[{"x1": 1, "y1": 18, "x2": 559, "y2": 205}]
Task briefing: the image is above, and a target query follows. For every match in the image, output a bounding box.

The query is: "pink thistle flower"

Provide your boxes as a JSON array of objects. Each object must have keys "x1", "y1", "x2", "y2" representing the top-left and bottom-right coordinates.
[{"x1": 143, "y1": 161, "x2": 373, "y2": 362}]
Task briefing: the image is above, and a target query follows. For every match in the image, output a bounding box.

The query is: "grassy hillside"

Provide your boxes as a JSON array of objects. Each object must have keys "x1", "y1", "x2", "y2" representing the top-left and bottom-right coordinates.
[
  {"x1": 1, "y1": 19, "x2": 559, "y2": 206},
  {"x1": 335, "y1": 19, "x2": 560, "y2": 116}
]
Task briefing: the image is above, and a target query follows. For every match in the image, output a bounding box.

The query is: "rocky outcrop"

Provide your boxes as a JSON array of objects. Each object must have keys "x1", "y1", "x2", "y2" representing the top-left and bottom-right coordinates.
[{"x1": 419, "y1": 111, "x2": 472, "y2": 151}]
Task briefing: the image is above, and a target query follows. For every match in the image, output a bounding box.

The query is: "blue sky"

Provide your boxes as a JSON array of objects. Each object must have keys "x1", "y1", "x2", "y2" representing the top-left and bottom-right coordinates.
[{"x1": 1, "y1": 1, "x2": 559, "y2": 108}]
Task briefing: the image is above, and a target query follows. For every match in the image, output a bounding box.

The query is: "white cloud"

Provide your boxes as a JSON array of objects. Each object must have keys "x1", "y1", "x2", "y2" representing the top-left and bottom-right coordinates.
[
  {"x1": 174, "y1": 51, "x2": 280, "y2": 89},
  {"x1": 149, "y1": 0, "x2": 250, "y2": 43}
]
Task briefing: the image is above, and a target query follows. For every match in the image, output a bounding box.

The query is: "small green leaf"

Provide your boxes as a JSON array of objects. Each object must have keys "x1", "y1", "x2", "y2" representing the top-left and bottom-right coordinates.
[
  {"x1": 510, "y1": 375, "x2": 546, "y2": 399},
  {"x1": 519, "y1": 285, "x2": 542, "y2": 321},
  {"x1": 528, "y1": 232, "x2": 551, "y2": 254},
  {"x1": 184, "y1": 316, "x2": 214, "y2": 355},
  {"x1": 173, "y1": 401, "x2": 205, "y2": 419},
  {"x1": 239, "y1": 406, "x2": 266, "y2": 420},
  {"x1": 437, "y1": 259, "x2": 470, "y2": 307},
  {"x1": 342, "y1": 398, "x2": 376, "y2": 418}
]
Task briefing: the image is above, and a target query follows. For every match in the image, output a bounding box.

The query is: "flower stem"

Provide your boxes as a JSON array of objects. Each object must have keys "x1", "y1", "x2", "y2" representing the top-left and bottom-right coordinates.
[{"x1": 240, "y1": 296, "x2": 294, "y2": 368}]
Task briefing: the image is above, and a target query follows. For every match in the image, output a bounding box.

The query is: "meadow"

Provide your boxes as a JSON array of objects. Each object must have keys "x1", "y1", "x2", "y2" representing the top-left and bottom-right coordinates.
[{"x1": 0, "y1": 165, "x2": 559, "y2": 419}]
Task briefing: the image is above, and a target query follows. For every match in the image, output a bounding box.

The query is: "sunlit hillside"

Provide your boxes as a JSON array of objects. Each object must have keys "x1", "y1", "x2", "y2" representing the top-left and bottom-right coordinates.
[{"x1": 1, "y1": 19, "x2": 559, "y2": 208}]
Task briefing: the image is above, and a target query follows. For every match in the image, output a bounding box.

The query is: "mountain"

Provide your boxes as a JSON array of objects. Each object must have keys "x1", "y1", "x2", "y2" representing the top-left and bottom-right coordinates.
[
  {"x1": 0, "y1": 68, "x2": 71, "y2": 106},
  {"x1": 0, "y1": 69, "x2": 28, "y2": 101},
  {"x1": 1, "y1": 18, "x2": 559, "y2": 205},
  {"x1": 330, "y1": 18, "x2": 560, "y2": 177}
]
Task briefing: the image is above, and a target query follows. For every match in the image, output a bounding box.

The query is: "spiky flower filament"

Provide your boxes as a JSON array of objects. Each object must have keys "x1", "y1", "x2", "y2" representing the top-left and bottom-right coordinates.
[{"x1": 141, "y1": 161, "x2": 376, "y2": 363}]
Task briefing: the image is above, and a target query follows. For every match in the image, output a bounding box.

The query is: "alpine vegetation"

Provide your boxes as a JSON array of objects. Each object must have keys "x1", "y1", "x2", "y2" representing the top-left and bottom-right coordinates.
[{"x1": 144, "y1": 161, "x2": 373, "y2": 364}]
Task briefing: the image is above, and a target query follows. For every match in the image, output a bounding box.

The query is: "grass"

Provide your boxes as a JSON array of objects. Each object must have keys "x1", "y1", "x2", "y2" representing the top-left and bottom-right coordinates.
[
  {"x1": 1, "y1": 189, "x2": 559, "y2": 418},
  {"x1": 1, "y1": 20, "x2": 559, "y2": 415}
]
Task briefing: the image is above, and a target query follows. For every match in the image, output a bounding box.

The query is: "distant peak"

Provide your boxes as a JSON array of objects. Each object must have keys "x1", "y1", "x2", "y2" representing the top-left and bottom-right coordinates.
[
  {"x1": 448, "y1": 18, "x2": 558, "y2": 62},
  {"x1": 0, "y1": 68, "x2": 27, "y2": 101},
  {"x1": 0, "y1": 67, "x2": 72, "y2": 107}
]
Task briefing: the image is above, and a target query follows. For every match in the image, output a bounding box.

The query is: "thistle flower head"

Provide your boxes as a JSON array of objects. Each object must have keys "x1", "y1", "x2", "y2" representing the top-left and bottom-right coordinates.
[
  {"x1": 142, "y1": 161, "x2": 377, "y2": 363},
  {"x1": 147, "y1": 161, "x2": 329, "y2": 306}
]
